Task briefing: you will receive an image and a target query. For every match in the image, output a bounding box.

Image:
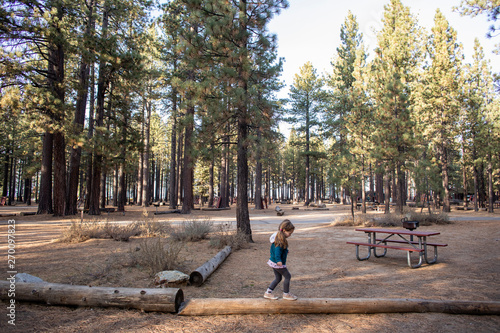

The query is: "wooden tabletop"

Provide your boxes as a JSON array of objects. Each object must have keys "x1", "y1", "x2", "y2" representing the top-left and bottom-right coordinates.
[{"x1": 355, "y1": 228, "x2": 440, "y2": 237}]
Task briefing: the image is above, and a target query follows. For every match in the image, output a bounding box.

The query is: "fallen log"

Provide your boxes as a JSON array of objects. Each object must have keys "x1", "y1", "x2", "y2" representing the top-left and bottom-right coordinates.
[
  {"x1": 154, "y1": 209, "x2": 181, "y2": 215},
  {"x1": 189, "y1": 245, "x2": 231, "y2": 286},
  {"x1": 200, "y1": 207, "x2": 231, "y2": 211},
  {"x1": 0, "y1": 281, "x2": 183, "y2": 313},
  {"x1": 178, "y1": 297, "x2": 500, "y2": 316}
]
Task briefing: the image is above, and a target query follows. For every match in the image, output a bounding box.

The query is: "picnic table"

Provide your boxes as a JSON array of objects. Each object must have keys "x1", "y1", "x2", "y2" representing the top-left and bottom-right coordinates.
[{"x1": 346, "y1": 227, "x2": 447, "y2": 268}]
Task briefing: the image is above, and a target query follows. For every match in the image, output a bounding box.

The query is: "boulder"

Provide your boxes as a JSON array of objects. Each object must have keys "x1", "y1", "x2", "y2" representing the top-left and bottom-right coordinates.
[{"x1": 154, "y1": 270, "x2": 189, "y2": 287}]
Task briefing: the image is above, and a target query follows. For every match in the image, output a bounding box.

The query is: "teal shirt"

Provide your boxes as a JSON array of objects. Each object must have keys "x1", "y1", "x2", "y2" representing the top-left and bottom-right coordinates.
[{"x1": 270, "y1": 243, "x2": 288, "y2": 265}]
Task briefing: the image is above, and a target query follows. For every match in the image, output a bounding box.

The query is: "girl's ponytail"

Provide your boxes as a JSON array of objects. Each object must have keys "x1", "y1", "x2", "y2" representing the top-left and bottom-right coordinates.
[{"x1": 274, "y1": 219, "x2": 295, "y2": 249}]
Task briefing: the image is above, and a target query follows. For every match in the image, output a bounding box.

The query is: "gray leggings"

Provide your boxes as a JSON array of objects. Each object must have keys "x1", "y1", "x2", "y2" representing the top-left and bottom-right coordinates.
[{"x1": 269, "y1": 267, "x2": 291, "y2": 293}]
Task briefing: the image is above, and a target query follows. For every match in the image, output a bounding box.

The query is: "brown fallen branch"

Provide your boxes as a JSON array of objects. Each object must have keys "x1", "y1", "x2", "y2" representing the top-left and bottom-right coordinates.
[
  {"x1": 0, "y1": 281, "x2": 183, "y2": 313},
  {"x1": 178, "y1": 297, "x2": 500, "y2": 316},
  {"x1": 189, "y1": 245, "x2": 232, "y2": 286}
]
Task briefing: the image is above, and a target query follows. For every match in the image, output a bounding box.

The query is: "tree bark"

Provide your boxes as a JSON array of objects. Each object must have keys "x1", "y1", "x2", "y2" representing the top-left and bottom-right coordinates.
[
  {"x1": 178, "y1": 297, "x2": 500, "y2": 316},
  {"x1": 384, "y1": 167, "x2": 391, "y2": 214},
  {"x1": 37, "y1": 133, "x2": 53, "y2": 214},
  {"x1": 169, "y1": 88, "x2": 178, "y2": 209},
  {"x1": 66, "y1": 0, "x2": 95, "y2": 215},
  {"x1": 208, "y1": 150, "x2": 214, "y2": 207},
  {"x1": 181, "y1": 104, "x2": 194, "y2": 214},
  {"x1": 141, "y1": 98, "x2": 151, "y2": 207},
  {"x1": 47, "y1": 2, "x2": 66, "y2": 216},
  {"x1": 2, "y1": 152, "x2": 9, "y2": 197},
  {"x1": 88, "y1": 4, "x2": 109, "y2": 215},
  {"x1": 0, "y1": 281, "x2": 183, "y2": 313},
  {"x1": 189, "y1": 246, "x2": 231, "y2": 286},
  {"x1": 52, "y1": 132, "x2": 66, "y2": 216}
]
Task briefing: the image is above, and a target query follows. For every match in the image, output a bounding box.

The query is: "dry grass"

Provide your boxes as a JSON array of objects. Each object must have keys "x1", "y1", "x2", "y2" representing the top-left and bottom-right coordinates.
[
  {"x1": 133, "y1": 237, "x2": 184, "y2": 276},
  {"x1": 171, "y1": 217, "x2": 213, "y2": 241},
  {"x1": 58, "y1": 220, "x2": 140, "y2": 242},
  {"x1": 331, "y1": 209, "x2": 450, "y2": 227},
  {"x1": 209, "y1": 222, "x2": 249, "y2": 250}
]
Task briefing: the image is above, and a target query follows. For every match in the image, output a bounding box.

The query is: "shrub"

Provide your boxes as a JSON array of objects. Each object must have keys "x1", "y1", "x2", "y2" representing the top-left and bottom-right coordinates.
[
  {"x1": 106, "y1": 222, "x2": 140, "y2": 241},
  {"x1": 330, "y1": 210, "x2": 451, "y2": 228},
  {"x1": 171, "y1": 217, "x2": 213, "y2": 242},
  {"x1": 209, "y1": 222, "x2": 248, "y2": 250},
  {"x1": 135, "y1": 237, "x2": 184, "y2": 276},
  {"x1": 135, "y1": 220, "x2": 173, "y2": 237},
  {"x1": 59, "y1": 221, "x2": 141, "y2": 243},
  {"x1": 405, "y1": 211, "x2": 450, "y2": 225},
  {"x1": 331, "y1": 214, "x2": 376, "y2": 227}
]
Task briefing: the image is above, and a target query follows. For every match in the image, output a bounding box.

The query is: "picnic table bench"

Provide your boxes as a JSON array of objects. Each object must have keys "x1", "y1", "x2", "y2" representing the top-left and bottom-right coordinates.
[{"x1": 346, "y1": 227, "x2": 447, "y2": 268}]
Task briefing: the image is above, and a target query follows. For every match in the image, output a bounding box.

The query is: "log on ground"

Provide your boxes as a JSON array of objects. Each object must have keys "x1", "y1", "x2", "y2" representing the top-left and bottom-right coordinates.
[
  {"x1": 178, "y1": 298, "x2": 500, "y2": 316},
  {"x1": 190, "y1": 245, "x2": 231, "y2": 286},
  {"x1": 154, "y1": 209, "x2": 181, "y2": 215},
  {"x1": 0, "y1": 281, "x2": 183, "y2": 313}
]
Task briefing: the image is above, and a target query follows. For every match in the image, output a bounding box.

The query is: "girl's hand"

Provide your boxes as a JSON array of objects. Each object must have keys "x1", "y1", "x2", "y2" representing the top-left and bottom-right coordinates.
[{"x1": 277, "y1": 262, "x2": 283, "y2": 267}]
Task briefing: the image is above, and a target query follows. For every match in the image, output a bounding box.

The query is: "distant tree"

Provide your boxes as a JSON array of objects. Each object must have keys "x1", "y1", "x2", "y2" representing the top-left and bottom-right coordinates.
[
  {"x1": 287, "y1": 62, "x2": 325, "y2": 205},
  {"x1": 370, "y1": 0, "x2": 423, "y2": 214},
  {"x1": 421, "y1": 9, "x2": 463, "y2": 213},
  {"x1": 327, "y1": 11, "x2": 367, "y2": 208}
]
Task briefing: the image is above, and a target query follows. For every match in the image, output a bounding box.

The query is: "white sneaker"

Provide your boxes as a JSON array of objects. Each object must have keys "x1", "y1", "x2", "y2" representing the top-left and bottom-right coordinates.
[
  {"x1": 264, "y1": 292, "x2": 278, "y2": 300},
  {"x1": 283, "y1": 292, "x2": 298, "y2": 301}
]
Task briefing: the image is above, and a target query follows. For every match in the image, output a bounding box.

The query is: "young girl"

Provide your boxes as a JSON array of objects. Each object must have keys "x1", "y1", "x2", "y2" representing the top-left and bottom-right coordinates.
[{"x1": 264, "y1": 219, "x2": 298, "y2": 301}]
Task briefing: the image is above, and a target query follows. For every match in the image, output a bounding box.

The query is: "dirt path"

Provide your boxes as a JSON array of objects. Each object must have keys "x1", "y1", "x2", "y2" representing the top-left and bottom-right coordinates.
[{"x1": 0, "y1": 204, "x2": 499, "y2": 332}]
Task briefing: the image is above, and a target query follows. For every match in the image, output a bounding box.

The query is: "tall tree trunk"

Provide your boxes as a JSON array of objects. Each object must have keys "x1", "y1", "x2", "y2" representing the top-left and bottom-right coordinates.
[
  {"x1": 396, "y1": 162, "x2": 404, "y2": 214},
  {"x1": 2, "y1": 152, "x2": 9, "y2": 197},
  {"x1": 100, "y1": 167, "x2": 107, "y2": 209},
  {"x1": 142, "y1": 99, "x2": 151, "y2": 207},
  {"x1": 137, "y1": 143, "x2": 143, "y2": 206},
  {"x1": 24, "y1": 177, "x2": 32, "y2": 206},
  {"x1": 235, "y1": 0, "x2": 252, "y2": 241},
  {"x1": 181, "y1": 103, "x2": 194, "y2": 214},
  {"x1": 384, "y1": 167, "x2": 391, "y2": 214},
  {"x1": 255, "y1": 137, "x2": 263, "y2": 210},
  {"x1": 361, "y1": 156, "x2": 366, "y2": 214},
  {"x1": 117, "y1": 111, "x2": 128, "y2": 212},
  {"x1": 155, "y1": 159, "x2": 161, "y2": 202},
  {"x1": 9, "y1": 157, "x2": 15, "y2": 205},
  {"x1": 66, "y1": 0, "x2": 95, "y2": 215},
  {"x1": 49, "y1": 2, "x2": 66, "y2": 217},
  {"x1": 440, "y1": 128, "x2": 451, "y2": 212},
  {"x1": 487, "y1": 153, "x2": 494, "y2": 213},
  {"x1": 85, "y1": 64, "x2": 96, "y2": 211},
  {"x1": 220, "y1": 132, "x2": 229, "y2": 208},
  {"x1": 38, "y1": 133, "x2": 53, "y2": 214},
  {"x1": 88, "y1": 4, "x2": 109, "y2": 215},
  {"x1": 176, "y1": 131, "x2": 183, "y2": 207},
  {"x1": 208, "y1": 145, "x2": 214, "y2": 207},
  {"x1": 169, "y1": 88, "x2": 178, "y2": 209}
]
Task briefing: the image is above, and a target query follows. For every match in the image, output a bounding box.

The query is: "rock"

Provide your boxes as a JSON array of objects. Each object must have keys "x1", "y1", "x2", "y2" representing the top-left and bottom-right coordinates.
[
  {"x1": 154, "y1": 270, "x2": 189, "y2": 287},
  {"x1": 15, "y1": 273, "x2": 45, "y2": 283}
]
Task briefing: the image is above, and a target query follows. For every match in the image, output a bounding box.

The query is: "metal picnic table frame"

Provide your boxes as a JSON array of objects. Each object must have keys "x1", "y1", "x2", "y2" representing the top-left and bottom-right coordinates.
[{"x1": 351, "y1": 228, "x2": 444, "y2": 268}]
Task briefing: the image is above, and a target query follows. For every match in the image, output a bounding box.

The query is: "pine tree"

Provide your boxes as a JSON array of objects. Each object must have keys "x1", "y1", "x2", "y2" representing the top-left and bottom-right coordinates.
[
  {"x1": 422, "y1": 9, "x2": 463, "y2": 212},
  {"x1": 370, "y1": 0, "x2": 423, "y2": 213},
  {"x1": 287, "y1": 62, "x2": 325, "y2": 205},
  {"x1": 462, "y1": 38, "x2": 495, "y2": 211},
  {"x1": 327, "y1": 11, "x2": 368, "y2": 209}
]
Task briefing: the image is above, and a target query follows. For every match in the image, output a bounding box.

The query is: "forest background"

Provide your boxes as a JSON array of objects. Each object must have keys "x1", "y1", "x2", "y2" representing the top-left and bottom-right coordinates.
[{"x1": 1, "y1": 0, "x2": 499, "y2": 240}]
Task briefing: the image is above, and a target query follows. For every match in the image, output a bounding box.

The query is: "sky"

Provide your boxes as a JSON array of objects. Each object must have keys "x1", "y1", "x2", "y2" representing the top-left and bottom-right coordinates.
[{"x1": 267, "y1": 0, "x2": 499, "y2": 103}]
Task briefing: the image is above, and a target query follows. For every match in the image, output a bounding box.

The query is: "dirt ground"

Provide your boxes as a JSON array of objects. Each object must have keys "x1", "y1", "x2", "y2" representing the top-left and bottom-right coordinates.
[{"x1": 0, "y1": 203, "x2": 499, "y2": 332}]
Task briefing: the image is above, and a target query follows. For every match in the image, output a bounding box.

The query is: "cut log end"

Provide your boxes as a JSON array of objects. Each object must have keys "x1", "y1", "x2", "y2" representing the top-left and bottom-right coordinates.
[
  {"x1": 189, "y1": 272, "x2": 204, "y2": 287},
  {"x1": 174, "y1": 289, "x2": 184, "y2": 313}
]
